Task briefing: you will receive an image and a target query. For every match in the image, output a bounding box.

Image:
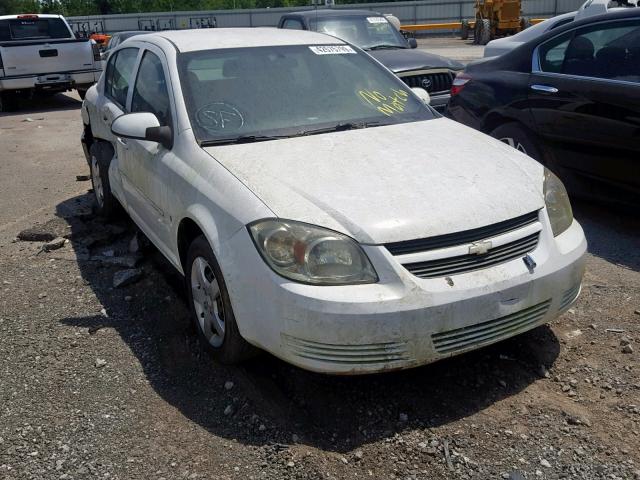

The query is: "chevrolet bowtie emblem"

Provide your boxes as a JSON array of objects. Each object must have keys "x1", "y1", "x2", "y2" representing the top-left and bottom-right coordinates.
[{"x1": 468, "y1": 240, "x2": 492, "y2": 255}]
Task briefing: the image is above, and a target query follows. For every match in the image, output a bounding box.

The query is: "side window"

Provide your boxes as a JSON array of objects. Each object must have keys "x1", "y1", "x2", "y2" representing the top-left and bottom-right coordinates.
[
  {"x1": 105, "y1": 47, "x2": 138, "y2": 108},
  {"x1": 282, "y1": 18, "x2": 304, "y2": 30},
  {"x1": 539, "y1": 20, "x2": 640, "y2": 83},
  {"x1": 131, "y1": 51, "x2": 172, "y2": 126}
]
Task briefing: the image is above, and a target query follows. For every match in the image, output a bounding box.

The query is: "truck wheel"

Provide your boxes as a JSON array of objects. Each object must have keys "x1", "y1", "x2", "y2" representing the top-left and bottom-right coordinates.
[
  {"x1": 490, "y1": 122, "x2": 543, "y2": 162},
  {"x1": 0, "y1": 92, "x2": 18, "y2": 112},
  {"x1": 473, "y1": 18, "x2": 482, "y2": 44},
  {"x1": 185, "y1": 235, "x2": 257, "y2": 364},
  {"x1": 479, "y1": 19, "x2": 492, "y2": 45},
  {"x1": 89, "y1": 142, "x2": 118, "y2": 218},
  {"x1": 461, "y1": 20, "x2": 470, "y2": 40}
]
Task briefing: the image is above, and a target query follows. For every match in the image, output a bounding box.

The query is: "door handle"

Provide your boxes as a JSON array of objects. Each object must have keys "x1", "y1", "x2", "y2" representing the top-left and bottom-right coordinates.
[
  {"x1": 530, "y1": 84, "x2": 559, "y2": 94},
  {"x1": 116, "y1": 137, "x2": 128, "y2": 147}
]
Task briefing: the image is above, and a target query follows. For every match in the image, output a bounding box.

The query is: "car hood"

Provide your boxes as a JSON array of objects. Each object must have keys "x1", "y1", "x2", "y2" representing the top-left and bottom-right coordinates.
[
  {"x1": 203, "y1": 118, "x2": 544, "y2": 245},
  {"x1": 368, "y1": 48, "x2": 464, "y2": 73}
]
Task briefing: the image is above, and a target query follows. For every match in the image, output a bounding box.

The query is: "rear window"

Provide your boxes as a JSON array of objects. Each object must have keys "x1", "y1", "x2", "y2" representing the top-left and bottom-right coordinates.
[{"x1": 0, "y1": 18, "x2": 72, "y2": 41}]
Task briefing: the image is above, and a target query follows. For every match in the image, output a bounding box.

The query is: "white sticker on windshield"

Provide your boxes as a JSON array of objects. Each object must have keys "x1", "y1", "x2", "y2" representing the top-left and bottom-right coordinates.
[
  {"x1": 367, "y1": 17, "x2": 388, "y2": 24},
  {"x1": 309, "y1": 45, "x2": 356, "y2": 55}
]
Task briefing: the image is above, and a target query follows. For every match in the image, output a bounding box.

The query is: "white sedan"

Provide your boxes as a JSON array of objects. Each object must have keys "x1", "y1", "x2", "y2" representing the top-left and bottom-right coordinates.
[{"x1": 80, "y1": 28, "x2": 586, "y2": 374}]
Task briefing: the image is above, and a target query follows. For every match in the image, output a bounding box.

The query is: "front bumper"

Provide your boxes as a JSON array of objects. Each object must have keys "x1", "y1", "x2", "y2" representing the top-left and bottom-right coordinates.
[
  {"x1": 429, "y1": 92, "x2": 450, "y2": 112},
  {"x1": 222, "y1": 215, "x2": 586, "y2": 374}
]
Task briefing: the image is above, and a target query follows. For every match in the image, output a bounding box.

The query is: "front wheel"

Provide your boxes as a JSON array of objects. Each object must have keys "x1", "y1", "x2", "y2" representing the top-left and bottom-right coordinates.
[
  {"x1": 185, "y1": 235, "x2": 256, "y2": 364},
  {"x1": 461, "y1": 20, "x2": 470, "y2": 40},
  {"x1": 479, "y1": 18, "x2": 492, "y2": 45},
  {"x1": 490, "y1": 122, "x2": 543, "y2": 161}
]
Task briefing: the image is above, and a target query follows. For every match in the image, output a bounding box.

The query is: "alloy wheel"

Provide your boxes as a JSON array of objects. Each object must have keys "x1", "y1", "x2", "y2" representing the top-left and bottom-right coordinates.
[{"x1": 190, "y1": 256, "x2": 226, "y2": 347}]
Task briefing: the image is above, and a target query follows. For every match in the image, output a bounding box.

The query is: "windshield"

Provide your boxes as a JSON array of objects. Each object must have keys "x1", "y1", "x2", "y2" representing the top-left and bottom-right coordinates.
[
  {"x1": 179, "y1": 45, "x2": 433, "y2": 145},
  {"x1": 309, "y1": 16, "x2": 407, "y2": 50}
]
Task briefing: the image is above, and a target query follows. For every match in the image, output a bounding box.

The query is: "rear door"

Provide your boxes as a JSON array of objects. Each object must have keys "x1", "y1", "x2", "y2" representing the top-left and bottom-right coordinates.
[
  {"x1": 0, "y1": 17, "x2": 94, "y2": 75},
  {"x1": 528, "y1": 18, "x2": 640, "y2": 195}
]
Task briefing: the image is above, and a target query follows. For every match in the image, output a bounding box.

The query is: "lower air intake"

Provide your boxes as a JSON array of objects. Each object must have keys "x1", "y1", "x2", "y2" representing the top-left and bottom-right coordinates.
[
  {"x1": 431, "y1": 300, "x2": 551, "y2": 354},
  {"x1": 283, "y1": 335, "x2": 409, "y2": 365}
]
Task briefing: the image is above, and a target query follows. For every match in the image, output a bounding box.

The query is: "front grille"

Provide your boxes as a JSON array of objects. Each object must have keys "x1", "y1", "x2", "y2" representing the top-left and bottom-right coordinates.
[
  {"x1": 432, "y1": 300, "x2": 551, "y2": 354},
  {"x1": 403, "y1": 232, "x2": 539, "y2": 279},
  {"x1": 283, "y1": 335, "x2": 409, "y2": 365},
  {"x1": 400, "y1": 71, "x2": 454, "y2": 93},
  {"x1": 386, "y1": 211, "x2": 540, "y2": 256}
]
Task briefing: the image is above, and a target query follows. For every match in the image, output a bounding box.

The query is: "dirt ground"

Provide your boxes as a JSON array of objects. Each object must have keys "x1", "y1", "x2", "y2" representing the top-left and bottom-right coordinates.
[{"x1": 0, "y1": 47, "x2": 639, "y2": 480}]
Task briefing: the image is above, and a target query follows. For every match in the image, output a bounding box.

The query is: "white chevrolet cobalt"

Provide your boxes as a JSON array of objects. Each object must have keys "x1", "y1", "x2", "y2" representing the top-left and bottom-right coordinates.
[{"x1": 80, "y1": 28, "x2": 586, "y2": 374}]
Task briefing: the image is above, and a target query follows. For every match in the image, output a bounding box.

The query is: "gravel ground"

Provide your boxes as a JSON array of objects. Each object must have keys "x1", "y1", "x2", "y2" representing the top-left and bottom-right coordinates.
[{"x1": 0, "y1": 67, "x2": 639, "y2": 479}]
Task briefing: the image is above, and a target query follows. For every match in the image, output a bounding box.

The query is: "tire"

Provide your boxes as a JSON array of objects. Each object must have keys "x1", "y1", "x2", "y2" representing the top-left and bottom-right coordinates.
[
  {"x1": 186, "y1": 235, "x2": 256, "y2": 364},
  {"x1": 89, "y1": 142, "x2": 118, "y2": 218},
  {"x1": 479, "y1": 18, "x2": 492, "y2": 45},
  {"x1": 490, "y1": 122, "x2": 543, "y2": 162},
  {"x1": 473, "y1": 18, "x2": 482, "y2": 44},
  {"x1": 461, "y1": 20, "x2": 470, "y2": 40},
  {"x1": 0, "y1": 92, "x2": 18, "y2": 112}
]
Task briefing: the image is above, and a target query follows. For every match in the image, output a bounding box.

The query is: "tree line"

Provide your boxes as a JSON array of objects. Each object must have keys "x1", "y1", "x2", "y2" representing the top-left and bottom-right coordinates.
[{"x1": 0, "y1": 0, "x2": 399, "y2": 15}]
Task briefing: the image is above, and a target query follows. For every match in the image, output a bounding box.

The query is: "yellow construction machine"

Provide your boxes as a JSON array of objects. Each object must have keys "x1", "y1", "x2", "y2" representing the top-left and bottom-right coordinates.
[{"x1": 461, "y1": 0, "x2": 531, "y2": 45}]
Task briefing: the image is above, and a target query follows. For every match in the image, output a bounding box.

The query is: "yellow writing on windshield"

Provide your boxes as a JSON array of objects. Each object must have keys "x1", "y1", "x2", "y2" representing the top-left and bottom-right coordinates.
[{"x1": 358, "y1": 88, "x2": 409, "y2": 116}]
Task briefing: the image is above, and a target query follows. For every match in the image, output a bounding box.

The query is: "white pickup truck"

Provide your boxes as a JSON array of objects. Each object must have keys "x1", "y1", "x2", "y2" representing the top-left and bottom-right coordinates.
[{"x1": 0, "y1": 13, "x2": 102, "y2": 111}]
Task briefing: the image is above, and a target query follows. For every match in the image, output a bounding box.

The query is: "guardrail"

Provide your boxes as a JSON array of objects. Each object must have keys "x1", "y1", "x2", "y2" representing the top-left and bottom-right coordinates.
[{"x1": 400, "y1": 18, "x2": 546, "y2": 31}]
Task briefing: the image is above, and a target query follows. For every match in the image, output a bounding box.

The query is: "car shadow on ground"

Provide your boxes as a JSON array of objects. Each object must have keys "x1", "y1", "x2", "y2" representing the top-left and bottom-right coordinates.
[
  {"x1": 0, "y1": 92, "x2": 82, "y2": 117},
  {"x1": 52, "y1": 192, "x2": 563, "y2": 453},
  {"x1": 573, "y1": 200, "x2": 640, "y2": 272}
]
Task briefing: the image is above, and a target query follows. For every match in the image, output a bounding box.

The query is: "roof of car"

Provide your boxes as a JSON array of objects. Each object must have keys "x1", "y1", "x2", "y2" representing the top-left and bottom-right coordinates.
[
  {"x1": 136, "y1": 27, "x2": 345, "y2": 52},
  {"x1": 285, "y1": 9, "x2": 383, "y2": 18},
  {"x1": 535, "y1": 5, "x2": 640, "y2": 40},
  {"x1": 0, "y1": 14, "x2": 63, "y2": 20},
  {"x1": 112, "y1": 30, "x2": 147, "y2": 36}
]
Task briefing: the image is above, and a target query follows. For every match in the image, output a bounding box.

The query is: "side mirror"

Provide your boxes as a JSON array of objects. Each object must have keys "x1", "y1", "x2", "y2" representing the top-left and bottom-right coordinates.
[
  {"x1": 411, "y1": 87, "x2": 431, "y2": 106},
  {"x1": 111, "y1": 112, "x2": 173, "y2": 149},
  {"x1": 408, "y1": 37, "x2": 418, "y2": 49}
]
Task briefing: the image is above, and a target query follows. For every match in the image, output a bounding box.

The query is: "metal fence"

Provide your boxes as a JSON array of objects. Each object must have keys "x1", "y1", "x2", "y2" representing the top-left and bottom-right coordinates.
[{"x1": 67, "y1": 0, "x2": 586, "y2": 35}]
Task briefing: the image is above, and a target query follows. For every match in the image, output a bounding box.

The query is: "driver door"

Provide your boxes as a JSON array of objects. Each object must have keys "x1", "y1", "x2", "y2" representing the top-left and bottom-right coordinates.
[{"x1": 118, "y1": 45, "x2": 177, "y2": 256}]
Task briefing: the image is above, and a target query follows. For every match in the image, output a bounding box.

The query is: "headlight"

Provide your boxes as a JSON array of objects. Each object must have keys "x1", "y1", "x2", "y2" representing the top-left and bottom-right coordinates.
[
  {"x1": 544, "y1": 168, "x2": 573, "y2": 237},
  {"x1": 249, "y1": 220, "x2": 378, "y2": 285}
]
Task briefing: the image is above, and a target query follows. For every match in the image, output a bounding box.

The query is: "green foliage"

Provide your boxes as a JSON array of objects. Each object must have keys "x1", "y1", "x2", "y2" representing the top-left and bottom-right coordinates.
[{"x1": 0, "y1": 0, "x2": 400, "y2": 15}]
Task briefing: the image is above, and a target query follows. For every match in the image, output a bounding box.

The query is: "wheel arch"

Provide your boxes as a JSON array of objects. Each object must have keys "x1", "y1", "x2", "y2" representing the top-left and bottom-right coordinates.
[
  {"x1": 90, "y1": 137, "x2": 115, "y2": 159},
  {"x1": 177, "y1": 217, "x2": 206, "y2": 275},
  {"x1": 482, "y1": 112, "x2": 519, "y2": 135},
  {"x1": 176, "y1": 206, "x2": 228, "y2": 277}
]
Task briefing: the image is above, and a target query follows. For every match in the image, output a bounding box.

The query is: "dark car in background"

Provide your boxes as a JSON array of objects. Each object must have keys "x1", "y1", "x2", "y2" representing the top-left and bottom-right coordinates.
[
  {"x1": 102, "y1": 30, "x2": 146, "y2": 55},
  {"x1": 447, "y1": 8, "x2": 640, "y2": 204},
  {"x1": 278, "y1": 10, "x2": 464, "y2": 110}
]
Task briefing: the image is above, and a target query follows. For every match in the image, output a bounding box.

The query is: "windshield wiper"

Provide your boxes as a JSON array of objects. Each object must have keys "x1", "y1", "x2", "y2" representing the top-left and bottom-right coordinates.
[
  {"x1": 364, "y1": 44, "x2": 405, "y2": 51},
  {"x1": 297, "y1": 121, "x2": 386, "y2": 137},
  {"x1": 201, "y1": 122, "x2": 388, "y2": 145},
  {"x1": 200, "y1": 134, "x2": 288, "y2": 146}
]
